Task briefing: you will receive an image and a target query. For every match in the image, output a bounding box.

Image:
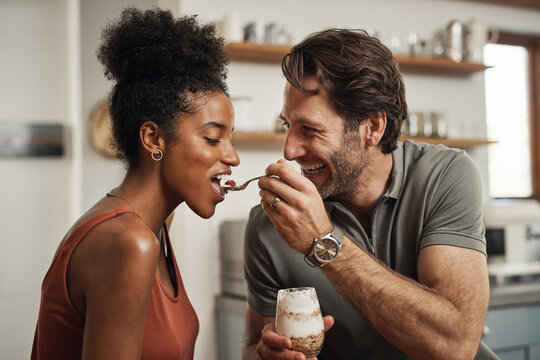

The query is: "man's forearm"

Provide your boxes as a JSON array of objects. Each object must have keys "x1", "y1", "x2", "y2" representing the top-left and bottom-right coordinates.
[{"x1": 322, "y1": 237, "x2": 488, "y2": 360}]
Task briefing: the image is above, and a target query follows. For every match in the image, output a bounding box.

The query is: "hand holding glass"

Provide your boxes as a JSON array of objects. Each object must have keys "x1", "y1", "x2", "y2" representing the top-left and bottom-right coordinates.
[{"x1": 275, "y1": 287, "x2": 324, "y2": 357}]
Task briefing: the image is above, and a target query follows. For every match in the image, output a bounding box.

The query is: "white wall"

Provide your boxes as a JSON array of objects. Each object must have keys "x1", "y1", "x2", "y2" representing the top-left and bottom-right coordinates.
[
  {"x1": 0, "y1": 1, "x2": 71, "y2": 359},
  {"x1": 1, "y1": 0, "x2": 540, "y2": 359}
]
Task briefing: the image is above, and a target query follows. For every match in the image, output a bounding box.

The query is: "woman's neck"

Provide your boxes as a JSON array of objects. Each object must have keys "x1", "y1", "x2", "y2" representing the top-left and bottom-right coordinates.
[{"x1": 114, "y1": 167, "x2": 181, "y2": 235}]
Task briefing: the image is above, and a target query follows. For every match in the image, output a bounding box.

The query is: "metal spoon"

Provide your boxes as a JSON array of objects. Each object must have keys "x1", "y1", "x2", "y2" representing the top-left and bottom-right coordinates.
[{"x1": 222, "y1": 175, "x2": 267, "y2": 193}]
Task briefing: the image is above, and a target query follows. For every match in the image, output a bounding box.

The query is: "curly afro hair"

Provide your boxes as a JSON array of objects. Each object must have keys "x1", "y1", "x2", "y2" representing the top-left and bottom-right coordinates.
[{"x1": 97, "y1": 7, "x2": 228, "y2": 166}]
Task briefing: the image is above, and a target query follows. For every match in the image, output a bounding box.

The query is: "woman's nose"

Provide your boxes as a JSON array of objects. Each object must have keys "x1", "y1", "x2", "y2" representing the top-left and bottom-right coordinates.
[{"x1": 223, "y1": 141, "x2": 240, "y2": 167}]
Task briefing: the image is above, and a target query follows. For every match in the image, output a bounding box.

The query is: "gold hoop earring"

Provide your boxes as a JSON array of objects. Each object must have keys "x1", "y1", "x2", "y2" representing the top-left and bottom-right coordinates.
[{"x1": 151, "y1": 149, "x2": 163, "y2": 161}]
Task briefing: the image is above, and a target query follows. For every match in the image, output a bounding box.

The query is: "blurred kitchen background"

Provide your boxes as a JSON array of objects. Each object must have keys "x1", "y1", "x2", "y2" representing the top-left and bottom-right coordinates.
[{"x1": 2, "y1": 0, "x2": 540, "y2": 359}]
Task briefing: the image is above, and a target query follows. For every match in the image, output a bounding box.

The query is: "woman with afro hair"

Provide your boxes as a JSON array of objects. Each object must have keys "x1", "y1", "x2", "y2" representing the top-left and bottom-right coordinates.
[{"x1": 31, "y1": 7, "x2": 239, "y2": 359}]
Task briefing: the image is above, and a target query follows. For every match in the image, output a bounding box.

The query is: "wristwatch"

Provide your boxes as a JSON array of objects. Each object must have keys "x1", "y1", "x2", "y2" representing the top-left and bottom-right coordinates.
[{"x1": 305, "y1": 226, "x2": 344, "y2": 267}]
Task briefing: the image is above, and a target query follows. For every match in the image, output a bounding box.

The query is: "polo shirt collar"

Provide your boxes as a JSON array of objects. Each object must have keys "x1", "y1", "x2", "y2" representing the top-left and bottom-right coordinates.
[{"x1": 386, "y1": 141, "x2": 404, "y2": 200}]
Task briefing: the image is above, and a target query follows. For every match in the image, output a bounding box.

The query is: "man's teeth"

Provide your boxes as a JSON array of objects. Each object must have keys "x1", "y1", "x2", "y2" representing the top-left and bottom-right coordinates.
[{"x1": 302, "y1": 164, "x2": 326, "y2": 174}]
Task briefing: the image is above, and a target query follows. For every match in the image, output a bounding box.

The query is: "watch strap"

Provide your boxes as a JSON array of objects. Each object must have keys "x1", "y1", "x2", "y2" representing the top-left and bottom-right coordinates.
[
  {"x1": 304, "y1": 254, "x2": 320, "y2": 267},
  {"x1": 304, "y1": 225, "x2": 344, "y2": 267},
  {"x1": 331, "y1": 225, "x2": 344, "y2": 245}
]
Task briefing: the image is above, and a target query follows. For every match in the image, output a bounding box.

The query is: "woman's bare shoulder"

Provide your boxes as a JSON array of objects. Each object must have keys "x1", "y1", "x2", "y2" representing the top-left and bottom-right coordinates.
[
  {"x1": 84, "y1": 212, "x2": 158, "y2": 262},
  {"x1": 70, "y1": 212, "x2": 159, "y2": 288},
  {"x1": 66, "y1": 211, "x2": 160, "y2": 315}
]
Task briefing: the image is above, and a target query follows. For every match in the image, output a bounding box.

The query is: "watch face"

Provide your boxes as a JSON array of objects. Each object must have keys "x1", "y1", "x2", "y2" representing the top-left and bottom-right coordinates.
[{"x1": 314, "y1": 237, "x2": 339, "y2": 263}]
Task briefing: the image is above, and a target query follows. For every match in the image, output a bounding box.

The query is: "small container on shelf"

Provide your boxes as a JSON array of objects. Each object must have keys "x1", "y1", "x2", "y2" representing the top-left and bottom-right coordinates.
[
  {"x1": 428, "y1": 111, "x2": 447, "y2": 138},
  {"x1": 421, "y1": 113, "x2": 433, "y2": 137},
  {"x1": 404, "y1": 111, "x2": 422, "y2": 136},
  {"x1": 404, "y1": 110, "x2": 447, "y2": 139}
]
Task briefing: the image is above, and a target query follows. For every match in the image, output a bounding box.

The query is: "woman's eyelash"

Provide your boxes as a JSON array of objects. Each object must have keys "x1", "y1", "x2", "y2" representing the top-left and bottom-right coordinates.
[{"x1": 204, "y1": 137, "x2": 221, "y2": 144}]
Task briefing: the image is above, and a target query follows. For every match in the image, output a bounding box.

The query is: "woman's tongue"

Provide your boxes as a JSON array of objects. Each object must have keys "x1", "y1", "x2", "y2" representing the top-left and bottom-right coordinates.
[{"x1": 211, "y1": 178, "x2": 222, "y2": 195}]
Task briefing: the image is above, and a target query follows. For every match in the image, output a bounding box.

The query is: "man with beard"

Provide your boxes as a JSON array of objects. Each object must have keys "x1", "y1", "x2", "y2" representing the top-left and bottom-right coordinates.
[{"x1": 242, "y1": 29, "x2": 497, "y2": 360}]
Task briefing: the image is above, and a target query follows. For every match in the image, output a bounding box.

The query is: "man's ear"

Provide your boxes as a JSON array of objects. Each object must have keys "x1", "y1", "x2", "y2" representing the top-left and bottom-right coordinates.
[
  {"x1": 139, "y1": 121, "x2": 166, "y2": 156},
  {"x1": 365, "y1": 111, "x2": 387, "y2": 147}
]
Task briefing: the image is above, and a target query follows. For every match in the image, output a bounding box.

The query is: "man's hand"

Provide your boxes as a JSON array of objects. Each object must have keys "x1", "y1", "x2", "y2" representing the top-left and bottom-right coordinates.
[
  {"x1": 258, "y1": 159, "x2": 333, "y2": 254},
  {"x1": 256, "y1": 316, "x2": 335, "y2": 360}
]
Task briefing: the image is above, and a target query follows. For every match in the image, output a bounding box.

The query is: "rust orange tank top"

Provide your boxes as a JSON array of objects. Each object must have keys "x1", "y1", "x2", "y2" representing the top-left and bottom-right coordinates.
[{"x1": 31, "y1": 208, "x2": 199, "y2": 359}]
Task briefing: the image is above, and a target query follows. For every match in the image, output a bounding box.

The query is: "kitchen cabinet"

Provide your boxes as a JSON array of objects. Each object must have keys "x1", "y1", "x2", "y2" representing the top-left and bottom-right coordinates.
[
  {"x1": 224, "y1": 42, "x2": 291, "y2": 63},
  {"x1": 216, "y1": 295, "x2": 246, "y2": 360},
  {"x1": 530, "y1": 344, "x2": 540, "y2": 359},
  {"x1": 483, "y1": 303, "x2": 540, "y2": 359},
  {"x1": 225, "y1": 42, "x2": 493, "y2": 149}
]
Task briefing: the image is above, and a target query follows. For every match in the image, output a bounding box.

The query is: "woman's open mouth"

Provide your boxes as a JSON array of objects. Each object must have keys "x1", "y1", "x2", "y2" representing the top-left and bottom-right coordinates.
[{"x1": 211, "y1": 174, "x2": 236, "y2": 197}]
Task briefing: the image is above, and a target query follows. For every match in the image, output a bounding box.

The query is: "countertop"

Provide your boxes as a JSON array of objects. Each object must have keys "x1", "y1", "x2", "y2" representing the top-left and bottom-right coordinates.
[
  {"x1": 489, "y1": 281, "x2": 540, "y2": 308},
  {"x1": 488, "y1": 261, "x2": 540, "y2": 307},
  {"x1": 216, "y1": 281, "x2": 540, "y2": 312},
  {"x1": 217, "y1": 268, "x2": 540, "y2": 312}
]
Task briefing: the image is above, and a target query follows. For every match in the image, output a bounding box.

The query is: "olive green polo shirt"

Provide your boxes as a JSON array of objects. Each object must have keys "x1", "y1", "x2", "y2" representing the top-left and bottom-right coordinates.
[{"x1": 244, "y1": 140, "x2": 487, "y2": 359}]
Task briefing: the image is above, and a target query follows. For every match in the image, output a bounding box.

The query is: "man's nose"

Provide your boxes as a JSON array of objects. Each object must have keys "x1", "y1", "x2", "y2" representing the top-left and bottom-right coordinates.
[{"x1": 283, "y1": 131, "x2": 306, "y2": 161}]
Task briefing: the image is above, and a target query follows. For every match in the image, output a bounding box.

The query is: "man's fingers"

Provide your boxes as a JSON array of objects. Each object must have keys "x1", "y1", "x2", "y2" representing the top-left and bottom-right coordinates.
[
  {"x1": 265, "y1": 161, "x2": 312, "y2": 193},
  {"x1": 323, "y1": 315, "x2": 335, "y2": 332},
  {"x1": 260, "y1": 197, "x2": 282, "y2": 217},
  {"x1": 259, "y1": 347, "x2": 307, "y2": 360},
  {"x1": 260, "y1": 189, "x2": 282, "y2": 208},
  {"x1": 258, "y1": 174, "x2": 298, "y2": 206},
  {"x1": 261, "y1": 323, "x2": 292, "y2": 350},
  {"x1": 257, "y1": 324, "x2": 307, "y2": 359}
]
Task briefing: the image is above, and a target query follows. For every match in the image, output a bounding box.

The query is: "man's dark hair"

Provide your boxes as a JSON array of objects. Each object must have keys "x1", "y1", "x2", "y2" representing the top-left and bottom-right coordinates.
[
  {"x1": 282, "y1": 28, "x2": 408, "y2": 153},
  {"x1": 97, "y1": 7, "x2": 228, "y2": 166}
]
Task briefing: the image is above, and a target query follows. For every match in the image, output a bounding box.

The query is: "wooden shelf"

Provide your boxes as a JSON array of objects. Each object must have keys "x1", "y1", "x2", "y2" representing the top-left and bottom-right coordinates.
[
  {"x1": 401, "y1": 136, "x2": 495, "y2": 147},
  {"x1": 226, "y1": 42, "x2": 493, "y2": 148},
  {"x1": 395, "y1": 55, "x2": 491, "y2": 76},
  {"x1": 455, "y1": 0, "x2": 540, "y2": 10},
  {"x1": 232, "y1": 131, "x2": 494, "y2": 148},
  {"x1": 224, "y1": 42, "x2": 491, "y2": 75},
  {"x1": 224, "y1": 42, "x2": 292, "y2": 63}
]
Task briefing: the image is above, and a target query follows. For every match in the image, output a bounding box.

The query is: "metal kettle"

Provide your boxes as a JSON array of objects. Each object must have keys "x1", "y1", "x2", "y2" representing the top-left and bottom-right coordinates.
[
  {"x1": 464, "y1": 19, "x2": 499, "y2": 63},
  {"x1": 445, "y1": 20, "x2": 465, "y2": 62},
  {"x1": 444, "y1": 19, "x2": 498, "y2": 63}
]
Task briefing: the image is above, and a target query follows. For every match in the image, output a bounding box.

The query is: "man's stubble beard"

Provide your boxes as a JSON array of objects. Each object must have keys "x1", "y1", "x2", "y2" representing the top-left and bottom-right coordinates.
[{"x1": 318, "y1": 132, "x2": 367, "y2": 200}]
